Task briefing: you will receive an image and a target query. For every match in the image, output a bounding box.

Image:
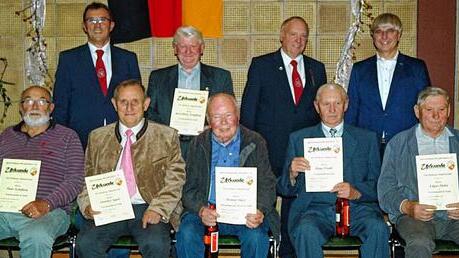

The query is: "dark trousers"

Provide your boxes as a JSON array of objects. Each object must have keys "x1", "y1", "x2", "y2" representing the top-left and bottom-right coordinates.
[{"x1": 76, "y1": 204, "x2": 171, "y2": 258}]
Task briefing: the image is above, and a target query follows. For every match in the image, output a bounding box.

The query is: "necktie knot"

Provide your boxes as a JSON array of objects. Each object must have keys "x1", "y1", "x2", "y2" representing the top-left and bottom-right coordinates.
[
  {"x1": 125, "y1": 129, "x2": 133, "y2": 138},
  {"x1": 290, "y1": 59, "x2": 298, "y2": 67},
  {"x1": 329, "y1": 128, "x2": 337, "y2": 137},
  {"x1": 96, "y1": 49, "x2": 104, "y2": 58}
]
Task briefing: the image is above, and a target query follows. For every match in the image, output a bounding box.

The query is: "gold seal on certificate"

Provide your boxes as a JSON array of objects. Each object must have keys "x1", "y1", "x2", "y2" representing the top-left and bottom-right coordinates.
[
  {"x1": 0, "y1": 159, "x2": 41, "y2": 213},
  {"x1": 169, "y1": 88, "x2": 209, "y2": 136},
  {"x1": 303, "y1": 137, "x2": 343, "y2": 192},
  {"x1": 85, "y1": 170, "x2": 135, "y2": 226},
  {"x1": 215, "y1": 167, "x2": 257, "y2": 225},
  {"x1": 416, "y1": 153, "x2": 459, "y2": 210}
]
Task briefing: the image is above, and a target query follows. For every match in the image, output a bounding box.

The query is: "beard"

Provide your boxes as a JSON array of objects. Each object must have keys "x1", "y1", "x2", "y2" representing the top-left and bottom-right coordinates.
[{"x1": 22, "y1": 110, "x2": 50, "y2": 127}]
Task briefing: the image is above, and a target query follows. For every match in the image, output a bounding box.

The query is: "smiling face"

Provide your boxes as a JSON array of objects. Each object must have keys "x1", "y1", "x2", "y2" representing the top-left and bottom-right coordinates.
[
  {"x1": 415, "y1": 95, "x2": 450, "y2": 138},
  {"x1": 174, "y1": 36, "x2": 204, "y2": 72},
  {"x1": 314, "y1": 85, "x2": 348, "y2": 128},
  {"x1": 280, "y1": 18, "x2": 308, "y2": 59},
  {"x1": 83, "y1": 8, "x2": 114, "y2": 48},
  {"x1": 372, "y1": 24, "x2": 401, "y2": 59},
  {"x1": 207, "y1": 94, "x2": 240, "y2": 144},
  {"x1": 20, "y1": 86, "x2": 54, "y2": 127},
  {"x1": 112, "y1": 84, "x2": 150, "y2": 128}
]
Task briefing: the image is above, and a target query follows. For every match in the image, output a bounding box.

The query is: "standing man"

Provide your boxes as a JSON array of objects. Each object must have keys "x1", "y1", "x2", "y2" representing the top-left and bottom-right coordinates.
[
  {"x1": 345, "y1": 13, "x2": 430, "y2": 153},
  {"x1": 147, "y1": 26, "x2": 233, "y2": 159},
  {"x1": 240, "y1": 16, "x2": 327, "y2": 257},
  {"x1": 0, "y1": 86, "x2": 84, "y2": 258},
  {"x1": 76, "y1": 79, "x2": 185, "y2": 258},
  {"x1": 378, "y1": 87, "x2": 459, "y2": 258},
  {"x1": 278, "y1": 84, "x2": 389, "y2": 258},
  {"x1": 176, "y1": 93, "x2": 278, "y2": 258},
  {"x1": 53, "y1": 2, "x2": 141, "y2": 149}
]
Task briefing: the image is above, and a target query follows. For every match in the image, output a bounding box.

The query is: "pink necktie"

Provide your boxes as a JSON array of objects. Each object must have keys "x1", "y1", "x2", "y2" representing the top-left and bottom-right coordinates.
[
  {"x1": 121, "y1": 129, "x2": 137, "y2": 197},
  {"x1": 291, "y1": 60, "x2": 303, "y2": 106},
  {"x1": 96, "y1": 50, "x2": 108, "y2": 96}
]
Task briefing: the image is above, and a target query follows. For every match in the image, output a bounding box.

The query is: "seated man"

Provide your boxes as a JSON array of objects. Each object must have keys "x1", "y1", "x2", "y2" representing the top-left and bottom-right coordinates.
[
  {"x1": 0, "y1": 86, "x2": 84, "y2": 258},
  {"x1": 76, "y1": 79, "x2": 186, "y2": 258},
  {"x1": 278, "y1": 83, "x2": 389, "y2": 258},
  {"x1": 378, "y1": 87, "x2": 459, "y2": 258},
  {"x1": 176, "y1": 93, "x2": 279, "y2": 258}
]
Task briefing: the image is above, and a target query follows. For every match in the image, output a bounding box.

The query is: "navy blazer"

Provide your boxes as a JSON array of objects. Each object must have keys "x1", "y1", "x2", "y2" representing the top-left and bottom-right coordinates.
[
  {"x1": 345, "y1": 53, "x2": 430, "y2": 142},
  {"x1": 240, "y1": 49, "x2": 326, "y2": 176},
  {"x1": 277, "y1": 124, "x2": 382, "y2": 231},
  {"x1": 146, "y1": 63, "x2": 233, "y2": 125},
  {"x1": 53, "y1": 44, "x2": 141, "y2": 148}
]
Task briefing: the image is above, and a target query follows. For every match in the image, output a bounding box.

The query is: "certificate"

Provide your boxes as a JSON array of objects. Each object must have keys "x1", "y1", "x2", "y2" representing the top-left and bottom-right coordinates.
[
  {"x1": 85, "y1": 170, "x2": 135, "y2": 226},
  {"x1": 303, "y1": 137, "x2": 343, "y2": 192},
  {"x1": 416, "y1": 153, "x2": 459, "y2": 210},
  {"x1": 215, "y1": 167, "x2": 257, "y2": 225},
  {"x1": 169, "y1": 88, "x2": 209, "y2": 136},
  {"x1": 0, "y1": 159, "x2": 41, "y2": 213}
]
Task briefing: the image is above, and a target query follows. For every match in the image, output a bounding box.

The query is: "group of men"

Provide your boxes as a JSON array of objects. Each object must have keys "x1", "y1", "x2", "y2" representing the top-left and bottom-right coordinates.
[{"x1": 0, "y1": 2, "x2": 458, "y2": 258}]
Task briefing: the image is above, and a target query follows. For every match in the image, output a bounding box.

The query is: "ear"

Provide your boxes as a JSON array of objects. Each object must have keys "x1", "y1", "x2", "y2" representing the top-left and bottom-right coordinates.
[
  {"x1": 414, "y1": 105, "x2": 420, "y2": 120},
  {"x1": 109, "y1": 21, "x2": 115, "y2": 33},
  {"x1": 313, "y1": 100, "x2": 320, "y2": 114},
  {"x1": 143, "y1": 97, "x2": 151, "y2": 112},
  {"x1": 48, "y1": 103, "x2": 55, "y2": 114},
  {"x1": 343, "y1": 99, "x2": 349, "y2": 112},
  {"x1": 82, "y1": 22, "x2": 88, "y2": 34},
  {"x1": 111, "y1": 98, "x2": 118, "y2": 111}
]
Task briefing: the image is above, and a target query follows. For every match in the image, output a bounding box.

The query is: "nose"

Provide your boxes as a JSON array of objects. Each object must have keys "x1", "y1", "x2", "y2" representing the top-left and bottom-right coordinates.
[
  {"x1": 432, "y1": 110, "x2": 439, "y2": 119},
  {"x1": 329, "y1": 103, "x2": 336, "y2": 113}
]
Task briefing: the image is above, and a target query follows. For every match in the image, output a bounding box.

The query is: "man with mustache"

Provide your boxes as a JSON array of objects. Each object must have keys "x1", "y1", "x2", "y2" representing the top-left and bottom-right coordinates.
[{"x1": 0, "y1": 86, "x2": 84, "y2": 258}]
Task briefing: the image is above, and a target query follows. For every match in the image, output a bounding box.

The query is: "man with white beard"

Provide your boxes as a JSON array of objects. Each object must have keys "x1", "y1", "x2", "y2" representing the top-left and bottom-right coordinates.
[{"x1": 0, "y1": 86, "x2": 84, "y2": 258}]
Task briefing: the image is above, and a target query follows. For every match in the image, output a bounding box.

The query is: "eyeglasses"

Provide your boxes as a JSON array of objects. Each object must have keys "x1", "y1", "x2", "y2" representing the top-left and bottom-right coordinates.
[
  {"x1": 21, "y1": 98, "x2": 50, "y2": 107},
  {"x1": 85, "y1": 17, "x2": 111, "y2": 24}
]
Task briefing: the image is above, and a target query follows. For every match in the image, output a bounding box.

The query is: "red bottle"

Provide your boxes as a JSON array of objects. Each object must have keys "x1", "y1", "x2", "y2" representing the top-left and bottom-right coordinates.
[
  {"x1": 203, "y1": 203, "x2": 219, "y2": 258},
  {"x1": 335, "y1": 197, "x2": 350, "y2": 237}
]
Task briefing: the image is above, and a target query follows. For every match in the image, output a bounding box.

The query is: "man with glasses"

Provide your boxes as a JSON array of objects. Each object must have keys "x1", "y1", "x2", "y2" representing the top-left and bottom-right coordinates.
[
  {"x1": 53, "y1": 1, "x2": 141, "y2": 149},
  {"x1": 176, "y1": 93, "x2": 279, "y2": 258},
  {"x1": 76, "y1": 79, "x2": 185, "y2": 258},
  {"x1": 0, "y1": 86, "x2": 84, "y2": 258},
  {"x1": 146, "y1": 26, "x2": 233, "y2": 160},
  {"x1": 345, "y1": 13, "x2": 430, "y2": 156}
]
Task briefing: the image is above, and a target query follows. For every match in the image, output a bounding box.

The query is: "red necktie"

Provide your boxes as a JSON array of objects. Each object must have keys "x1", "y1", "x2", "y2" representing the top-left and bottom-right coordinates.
[
  {"x1": 121, "y1": 129, "x2": 137, "y2": 197},
  {"x1": 291, "y1": 60, "x2": 303, "y2": 105},
  {"x1": 96, "y1": 50, "x2": 108, "y2": 96}
]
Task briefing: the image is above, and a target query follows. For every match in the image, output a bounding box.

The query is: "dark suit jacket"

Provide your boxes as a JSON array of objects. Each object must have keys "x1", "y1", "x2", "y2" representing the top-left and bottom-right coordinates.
[
  {"x1": 240, "y1": 49, "x2": 327, "y2": 176},
  {"x1": 53, "y1": 44, "x2": 141, "y2": 148},
  {"x1": 344, "y1": 53, "x2": 430, "y2": 142},
  {"x1": 277, "y1": 123, "x2": 382, "y2": 232},
  {"x1": 146, "y1": 63, "x2": 233, "y2": 125}
]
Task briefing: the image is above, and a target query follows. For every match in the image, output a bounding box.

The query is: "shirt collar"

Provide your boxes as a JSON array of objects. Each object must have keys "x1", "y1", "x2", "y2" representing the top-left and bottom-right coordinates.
[
  {"x1": 88, "y1": 41, "x2": 111, "y2": 55},
  {"x1": 416, "y1": 123, "x2": 453, "y2": 140},
  {"x1": 118, "y1": 118, "x2": 145, "y2": 138},
  {"x1": 321, "y1": 121, "x2": 344, "y2": 137},
  {"x1": 280, "y1": 48, "x2": 304, "y2": 66},
  {"x1": 13, "y1": 120, "x2": 56, "y2": 136},
  {"x1": 178, "y1": 62, "x2": 201, "y2": 74},
  {"x1": 377, "y1": 51, "x2": 399, "y2": 62},
  {"x1": 211, "y1": 127, "x2": 241, "y2": 147}
]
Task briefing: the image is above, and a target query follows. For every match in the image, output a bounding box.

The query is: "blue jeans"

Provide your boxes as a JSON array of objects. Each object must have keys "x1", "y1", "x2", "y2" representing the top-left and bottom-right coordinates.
[
  {"x1": 0, "y1": 209, "x2": 69, "y2": 258},
  {"x1": 76, "y1": 204, "x2": 171, "y2": 258},
  {"x1": 176, "y1": 212, "x2": 269, "y2": 258}
]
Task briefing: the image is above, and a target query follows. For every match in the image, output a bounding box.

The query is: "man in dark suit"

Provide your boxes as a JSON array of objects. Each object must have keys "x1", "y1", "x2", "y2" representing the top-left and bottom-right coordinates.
[
  {"x1": 240, "y1": 16, "x2": 326, "y2": 257},
  {"x1": 345, "y1": 13, "x2": 430, "y2": 154},
  {"x1": 278, "y1": 83, "x2": 389, "y2": 258},
  {"x1": 53, "y1": 2, "x2": 141, "y2": 149},
  {"x1": 52, "y1": 3, "x2": 140, "y2": 257},
  {"x1": 146, "y1": 26, "x2": 233, "y2": 159}
]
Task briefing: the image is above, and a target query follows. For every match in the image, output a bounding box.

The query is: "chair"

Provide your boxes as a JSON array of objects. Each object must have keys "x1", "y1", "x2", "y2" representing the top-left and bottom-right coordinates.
[{"x1": 322, "y1": 236, "x2": 362, "y2": 257}]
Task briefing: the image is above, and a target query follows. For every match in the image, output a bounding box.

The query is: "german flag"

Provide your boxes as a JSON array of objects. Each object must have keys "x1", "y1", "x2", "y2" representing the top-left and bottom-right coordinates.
[{"x1": 109, "y1": 0, "x2": 223, "y2": 44}]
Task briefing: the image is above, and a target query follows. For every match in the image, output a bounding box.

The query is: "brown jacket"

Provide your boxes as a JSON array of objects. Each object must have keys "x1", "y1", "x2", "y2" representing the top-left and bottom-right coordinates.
[{"x1": 77, "y1": 120, "x2": 186, "y2": 228}]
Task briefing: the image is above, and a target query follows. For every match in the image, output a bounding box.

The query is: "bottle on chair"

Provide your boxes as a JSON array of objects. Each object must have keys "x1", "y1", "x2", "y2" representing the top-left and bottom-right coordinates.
[
  {"x1": 335, "y1": 197, "x2": 350, "y2": 237},
  {"x1": 204, "y1": 203, "x2": 219, "y2": 258}
]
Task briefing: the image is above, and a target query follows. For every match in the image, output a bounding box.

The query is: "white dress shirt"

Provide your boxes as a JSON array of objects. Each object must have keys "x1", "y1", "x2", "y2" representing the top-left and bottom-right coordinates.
[{"x1": 280, "y1": 48, "x2": 306, "y2": 103}]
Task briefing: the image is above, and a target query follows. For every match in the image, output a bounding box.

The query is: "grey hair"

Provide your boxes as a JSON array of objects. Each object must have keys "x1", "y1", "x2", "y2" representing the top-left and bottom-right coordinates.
[
  {"x1": 416, "y1": 87, "x2": 450, "y2": 106},
  {"x1": 315, "y1": 83, "x2": 348, "y2": 102},
  {"x1": 172, "y1": 26, "x2": 204, "y2": 45}
]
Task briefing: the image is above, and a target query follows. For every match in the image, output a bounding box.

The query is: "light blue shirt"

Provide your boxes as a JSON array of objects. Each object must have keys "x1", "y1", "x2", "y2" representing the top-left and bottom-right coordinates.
[
  {"x1": 416, "y1": 124, "x2": 452, "y2": 155},
  {"x1": 321, "y1": 122, "x2": 344, "y2": 138},
  {"x1": 208, "y1": 128, "x2": 241, "y2": 204},
  {"x1": 178, "y1": 63, "x2": 201, "y2": 90}
]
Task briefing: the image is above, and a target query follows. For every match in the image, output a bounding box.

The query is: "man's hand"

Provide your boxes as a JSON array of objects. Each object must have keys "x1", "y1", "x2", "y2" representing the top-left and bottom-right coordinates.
[
  {"x1": 199, "y1": 206, "x2": 218, "y2": 227},
  {"x1": 83, "y1": 205, "x2": 101, "y2": 220},
  {"x1": 446, "y1": 203, "x2": 459, "y2": 220},
  {"x1": 331, "y1": 182, "x2": 361, "y2": 200},
  {"x1": 402, "y1": 200, "x2": 436, "y2": 221},
  {"x1": 21, "y1": 199, "x2": 51, "y2": 219},
  {"x1": 289, "y1": 157, "x2": 310, "y2": 180},
  {"x1": 142, "y1": 210, "x2": 162, "y2": 228},
  {"x1": 246, "y1": 209, "x2": 264, "y2": 229}
]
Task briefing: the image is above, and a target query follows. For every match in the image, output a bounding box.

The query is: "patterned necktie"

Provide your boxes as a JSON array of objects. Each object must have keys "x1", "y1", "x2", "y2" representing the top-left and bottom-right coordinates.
[
  {"x1": 96, "y1": 50, "x2": 108, "y2": 96},
  {"x1": 330, "y1": 128, "x2": 337, "y2": 138},
  {"x1": 121, "y1": 129, "x2": 136, "y2": 197},
  {"x1": 291, "y1": 60, "x2": 303, "y2": 106}
]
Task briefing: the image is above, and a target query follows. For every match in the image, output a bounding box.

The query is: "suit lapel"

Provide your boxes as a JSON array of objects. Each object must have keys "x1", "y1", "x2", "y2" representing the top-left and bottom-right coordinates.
[
  {"x1": 200, "y1": 63, "x2": 212, "y2": 91},
  {"x1": 80, "y1": 45, "x2": 104, "y2": 97},
  {"x1": 273, "y1": 50, "x2": 296, "y2": 107},
  {"x1": 367, "y1": 56, "x2": 385, "y2": 111},
  {"x1": 165, "y1": 65, "x2": 179, "y2": 116},
  {"x1": 385, "y1": 53, "x2": 408, "y2": 111},
  {"x1": 342, "y1": 126, "x2": 357, "y2": 182},
  {"x1": 108, "y1": 45, "x2": 119, "y2": 98}
]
